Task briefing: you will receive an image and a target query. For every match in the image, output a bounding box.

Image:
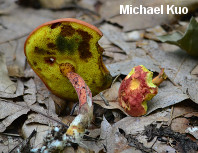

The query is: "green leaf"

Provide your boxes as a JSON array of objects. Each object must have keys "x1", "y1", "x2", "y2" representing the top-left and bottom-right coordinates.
[{"x1": 158, "y1": 17, "x2": 198, "y2": 56}]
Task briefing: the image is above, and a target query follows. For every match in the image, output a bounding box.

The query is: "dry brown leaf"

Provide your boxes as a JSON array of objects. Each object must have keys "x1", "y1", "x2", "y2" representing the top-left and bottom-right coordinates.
[
  {"x1": 100, "y1": 0, "x2": 198, "y2": 31},
  {"x1": 171, "y1": 101, "x2": 197, "y2": 119},
  {"x1": 94, "y1": 82, "x2": 129, "y2": 116},
  {"x1": 114, "y1": 109, "x2": 171, "y2": 135},
  {"x1": 97, "y1": 117, "x2": 133, "y2": 153},
  {"x1": 152, "y1": 140, "x2": 176, "y2": 153},
  {"x1": 0, "y1": 133, "x2": 23, "y2": 153},
  {"x1": 22, "y1": 121, "x2": 51, "y2": 148},
  {"x1": 147, "y1": 81, "x2": 189, "y2": 114},
  {"x1": 0, "y1": 79, "x2": 59, "y2": 132},
  {"x1": 0, "y1": 40, "x2": 24, "y2": 76},
  {"x1": 0, "y1": 79, "x2": 24, "y2": 99},
  {"x1": 140, "y1": 40, "x2": 198, "y2": 104},
  {"x1": 100, "y1": 24, "x2": 134, "y2": 55},
  {"x1": 103, "y1": 52, "x2": 128, "y2": 62},
  {"x1": 103, "y1": 82, "x2": 120, "y2": 101},
  {"x1": 17, "y1": 0, "x2": 73, "y2": 9},
  {"x1": 191, "y1": 65, "x2": 198, "y2": 79},
  {"x1": 94, "y1": 101, "x2": 128, "y2": 116},
  {"x1": 171, "y1": 118, "x2": 189, "y2": 133},
  {"x1": 63, "y1": 146, "x2": 94, "y2": 153},
  {"x1": 185, "y1": 126, "x2": 198, "y2": 139},
  {"x1": 24, "y1": 79, "x2": 36, "y2": 106},
  {"x1": 103, "y1": 25, "x2": 189, "y2": 114},
  {"x1": 144, "y1": 26, "x2": 167, "y2": 41},
  {"x1": 0, "y1": 100, "x2": 30, "y2": 132},
  {"x1": 0, "y1": 53, "x2": 16, "y2": 94},
  {"x1": 78, "y1": 0, "x2": 98, "y2": 11},
  {"x1": 34, "y1": 74, "x2": 50, "y2": 105},
  {"x1": 83, "y1": 117, "x2": 137, "y2": 153},
  {"x1": 0, "y1": 4, "x2": 52, "y2": 44},
  {"x1": 39, "y1": 0, "x2": 73, "y2": 9}
]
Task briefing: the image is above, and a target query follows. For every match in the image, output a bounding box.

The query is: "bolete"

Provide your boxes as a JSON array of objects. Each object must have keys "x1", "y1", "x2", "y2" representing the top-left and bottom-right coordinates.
[
  {"x1": 118, "y1": 65, "x2": 166, "y2": 117},
  {"x1": 24, "y1": 18, "x2": 112, "y2": 141},
  {"x1": 24, "y1": 18, "x2": 112, "y2": 101}
]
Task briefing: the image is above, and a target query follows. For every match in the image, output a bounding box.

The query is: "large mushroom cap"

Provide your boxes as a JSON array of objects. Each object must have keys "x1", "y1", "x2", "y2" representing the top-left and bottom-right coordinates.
[{"x1": 24, "y1": 18, "x2": 112, "y2": 101}]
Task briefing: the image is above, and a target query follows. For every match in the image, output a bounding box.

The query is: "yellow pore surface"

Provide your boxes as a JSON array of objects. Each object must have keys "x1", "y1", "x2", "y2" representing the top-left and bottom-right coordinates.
[{"x1": 25, "y1": 21, "x2": 112, "y2": 101}]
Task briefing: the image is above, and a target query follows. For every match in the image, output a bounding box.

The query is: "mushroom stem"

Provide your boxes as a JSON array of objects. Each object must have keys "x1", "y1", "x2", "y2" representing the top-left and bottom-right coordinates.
[
  {"x1": 61, "y1": 70, "x2": 93, "y2": 142},
  {"x1": 152, "y1": 68, "x2": 167, "y2": 86},
  {"x1": 66, "y1": 72, "x2": 92, "y2": 108}
]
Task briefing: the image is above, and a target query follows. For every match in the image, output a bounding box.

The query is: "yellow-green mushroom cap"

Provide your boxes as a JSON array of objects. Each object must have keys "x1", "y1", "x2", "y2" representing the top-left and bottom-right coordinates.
[{"x1": 24, "y1": 18, "x2": 112, "y2": 101}]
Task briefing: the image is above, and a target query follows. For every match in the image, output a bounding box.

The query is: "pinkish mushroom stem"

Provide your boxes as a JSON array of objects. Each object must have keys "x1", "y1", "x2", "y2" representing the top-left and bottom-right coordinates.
[
  {"x1": 66, "y1": 72, "x2": 92, "y2": 108},
  {"x1": 59, "y1": 64, "x2": 93, "y2": 142},
  {"x1": 152, "y1": 68, "x2": 167, "y2": 86}
]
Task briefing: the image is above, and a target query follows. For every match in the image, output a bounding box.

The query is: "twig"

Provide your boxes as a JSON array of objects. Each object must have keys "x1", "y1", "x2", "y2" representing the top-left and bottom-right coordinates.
[
  {"x1": 8, "y1": 130, "x2": 36, "y2": 153},
  {"x1": 99, "y1": 92, "x2": 109, "y2": 106},
  {"x1": 70, "y1": 102, "x2": 78, "y2": 116},
  {"x1": 30, "y1": 107, "x2": 69, "y2": 128}
]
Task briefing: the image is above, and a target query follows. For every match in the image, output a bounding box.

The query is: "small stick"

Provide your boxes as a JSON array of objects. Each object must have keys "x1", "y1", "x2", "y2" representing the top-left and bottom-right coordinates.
[{"x1": 99, "y1": 92, "x2": 109, "y2": 106}]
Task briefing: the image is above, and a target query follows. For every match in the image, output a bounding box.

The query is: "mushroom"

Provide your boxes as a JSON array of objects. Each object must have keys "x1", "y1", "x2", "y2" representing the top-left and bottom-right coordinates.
[
  {"x1": 118, "y1": 65, "x2": 166, "y2": 117},
  {"x1": 24, "y1": 18, "x2": 112, "y2": 142},
  {"x1": 24, "y1": 18, "x2": 112, "y2": 101}
]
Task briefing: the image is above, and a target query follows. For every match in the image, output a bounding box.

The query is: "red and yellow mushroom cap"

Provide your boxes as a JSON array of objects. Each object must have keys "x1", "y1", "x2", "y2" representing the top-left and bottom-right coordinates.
[
  {"x1": 118, "y1": 65, "x2": 158, "y2": 117},
  {"x1": 24, "y1": 18, "x2": 112, "y2": 101}
]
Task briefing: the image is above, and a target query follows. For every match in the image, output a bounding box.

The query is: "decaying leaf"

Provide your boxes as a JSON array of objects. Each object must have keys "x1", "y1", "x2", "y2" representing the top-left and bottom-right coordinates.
[
  {"x1": 17, "y1": 0, "x2": 73, "y2": 9},
  {"x1": 147, "y1": 81, "x2": 189, "y2": 114},
  {"x1": 0, "y1": 78, "x2": 60, "y2": 133},
  {"x1": 0, "y1": 133, "x2": 23, "y2": 153},
  {"x1": 171, "y1": 118, "x2": 189, "y2": 133},
  {"x1": 93, "y1": 82, "x2": 128, "y2": 115},
  {"x1": 22, "y1": 119, "x2": 52, "y2": 148},
  {"x1": 185, "y1": 126, "x2": 198, "y2": 139},
  {"x1": 0, "y1": 53, "x2": 16, "y2": 94},
  {"x1": 158, "y1": 17, "x2": 198, "y2": 56},
  {"x1": 83, "y1": 117, "x2": 135, "y2": 153},
  {"x1": 114, "y1": 109, "x2": 170, "y2": 135},
  {"x1": 0, "y1": 79, "x2": 24, "y2": 99},
  {"x1": 23, "y1": 79, "x2": 37, "y2": 106},
  {"x1": 0, "y1": 100, "x2": 30, "y2": 132}
]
